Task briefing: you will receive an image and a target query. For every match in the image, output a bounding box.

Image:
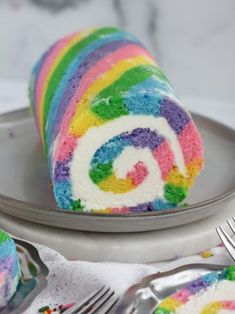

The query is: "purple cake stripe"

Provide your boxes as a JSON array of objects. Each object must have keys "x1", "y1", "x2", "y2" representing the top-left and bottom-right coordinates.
[
  {"x1": 160, "y1": 98, "x2": 190, "y2": 135},
  {"x1": 54, "y1": 157, "x2": 72, "y2": 182},
  {"x1": 130, "y1": 202, "x2": 150, "y2": 212},
  {"x1": 0, "y1": 256, "x2": 14, "y2": 273},
  {"x1": 187, "y1": 277, "x2": 208, "y2": 294},
  {"x1": 49, "y1": 39, "x2": 138, "y2": 146},
  {"x1": 122, "y1": 128, "x2": 164, "y2": 150}
]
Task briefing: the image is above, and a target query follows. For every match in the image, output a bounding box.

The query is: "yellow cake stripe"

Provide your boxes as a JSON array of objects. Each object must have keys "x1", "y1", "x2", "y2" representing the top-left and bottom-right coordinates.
[
  {"x1": 98, "y1": 174, "x2": 134, "y2": 193},
  {"x1": 166, "y1": 159, "x2": 203, "y2": 189}
]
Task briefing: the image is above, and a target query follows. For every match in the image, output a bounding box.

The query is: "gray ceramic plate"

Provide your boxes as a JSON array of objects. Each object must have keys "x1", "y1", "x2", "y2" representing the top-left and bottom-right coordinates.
[
  {"x1": 1, "y1": 239, "x2": 49, "y2": 314},
  {"x1": 0, "y1": 108, "x2": 234, "y2": 233}
]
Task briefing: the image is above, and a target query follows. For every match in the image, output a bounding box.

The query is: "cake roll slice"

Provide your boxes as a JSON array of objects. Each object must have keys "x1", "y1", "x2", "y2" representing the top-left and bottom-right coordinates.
[
  {"x1": 155, "y1": 266, "x2": 235, "y2": 314},
  {"x1": 30, "y1": 27, "x2": 204, "y2": 213},
  {"x1": 0, "y1": 230, "x2": 21, "y2": 309}
]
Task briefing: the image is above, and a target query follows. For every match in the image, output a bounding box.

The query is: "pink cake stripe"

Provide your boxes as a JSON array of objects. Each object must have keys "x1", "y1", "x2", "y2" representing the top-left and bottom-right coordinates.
[
  {"x1": 178, "y1": 120, "x2": 204, "y2": 164},
  {"x1": 127, "y1": 161, "x2": 149, "y2": 186},
  {"x1": 111, "y1": 206, "x2": 130, "y2": 213},
  {"x1": 56, "y1": 134, "x2": 78, "y2": 162},
  {"x1": 153, "y1": 140, "x2": 175, "y2": 179},
  {"x1": 35, "y1": 34, "x2": 76, "y2": 135},
  {"x1": 0, "y1": 272, "x2": 5, "y2": 284},
  {"x1": 222, "y1": 301, "x2": 235, "y2": 310},
  {"x1": 172, "y1": 289, "x2": 192, "y2": 303},
  {"x1": 53, "y1": 44, "x2": 154, "y2": 161}
]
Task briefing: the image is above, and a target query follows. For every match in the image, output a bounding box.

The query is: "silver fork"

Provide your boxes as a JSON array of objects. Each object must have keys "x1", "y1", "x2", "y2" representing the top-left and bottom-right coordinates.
[
  {"x1": 216, "y1": 216, "x2": 235, "y2": 261},
  {"x1": 64, "y1": 286, "x2": 119, "y2": 314}
]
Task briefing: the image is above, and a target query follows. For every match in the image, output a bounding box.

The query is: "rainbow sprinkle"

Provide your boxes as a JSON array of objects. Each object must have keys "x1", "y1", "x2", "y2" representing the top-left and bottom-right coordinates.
[
  {"x1": 29, "y1": 27, "x2": 204, "y2": 213},
  {"x1": 200, "y1": 251, "x2": 214, "y2": 259},
  {"x1": 38, "y1": 303, "x2": 75, "y2": 313}
]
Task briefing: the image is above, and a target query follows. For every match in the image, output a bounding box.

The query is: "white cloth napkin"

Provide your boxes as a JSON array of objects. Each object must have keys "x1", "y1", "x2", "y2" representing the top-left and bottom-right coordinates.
[{"x1": 25, "y1": 244, "x2": 233, "y2": 313}]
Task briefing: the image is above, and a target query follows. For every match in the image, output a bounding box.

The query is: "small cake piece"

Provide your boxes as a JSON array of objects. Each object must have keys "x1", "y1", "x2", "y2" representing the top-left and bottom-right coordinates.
[
  {"x1": 29, "y1": 27, "x2": 204, "y2": 213},
  {"x1": 155, "y1": 266, "x2": 235, "y2": 314},
  {"x1": 0, "y1": 230, "x2": 21, "y2": 309}
]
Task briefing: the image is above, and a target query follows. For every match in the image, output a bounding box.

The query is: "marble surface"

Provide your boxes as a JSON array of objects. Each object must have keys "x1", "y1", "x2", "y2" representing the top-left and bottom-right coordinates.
[{"x1": 0, "y1": 0, "x2": 235, "y2": 104}]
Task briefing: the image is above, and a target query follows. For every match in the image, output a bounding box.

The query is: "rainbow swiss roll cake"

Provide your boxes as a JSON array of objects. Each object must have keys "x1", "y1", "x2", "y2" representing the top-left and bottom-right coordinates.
[
  {"x1": 0, "y1": 230, "x2": 20, "y2": 309},
  {"x1": 29, "y1": 27, "x2": 204, "y2": 213}
]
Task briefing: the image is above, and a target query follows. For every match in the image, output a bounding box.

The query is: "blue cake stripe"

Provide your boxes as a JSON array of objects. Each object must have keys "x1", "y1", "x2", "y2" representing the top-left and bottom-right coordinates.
[
  {"x1": 91, "y1": 135, "x2": 130, "y2": 166},
  {"x1": 123, "y1": 78, "x2": 174, "y2": 116}
]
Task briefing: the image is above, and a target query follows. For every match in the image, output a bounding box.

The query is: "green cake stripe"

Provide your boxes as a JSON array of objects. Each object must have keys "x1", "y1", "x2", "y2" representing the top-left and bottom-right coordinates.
[
  {"x1": 164, "y1": 183, "x2": 188, "y2": 205},
  {"x1": 225, "y1": 266, "x2": 235, "y2": 281},
  {"x1": 0, "y1": 230, "x2": 11, "y2": 243},
  {"x1": 42, "y1": 27, "x2": 119, "y2": 141},
  {"x1": 155, "y1": 308, "x2": 171, "y2": 314},
  {"x1": 71, "y1": 199, "x2": 85, "y2": 211},
  {"x1": 91, "y1": 65, "x2": 168, "y2": 120},
  {"x1": 89, "y1": 162, "x2": 113, "y2": 184}
]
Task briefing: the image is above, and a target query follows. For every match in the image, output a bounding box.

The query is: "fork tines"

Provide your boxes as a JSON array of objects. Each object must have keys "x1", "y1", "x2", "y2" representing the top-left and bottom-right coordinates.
[
  {"x1": 216, "y1": 216, "x2": 235, "y2": 261},
  {"x1": 64, "y1": 286, "x2": 119, "y2": 314}
]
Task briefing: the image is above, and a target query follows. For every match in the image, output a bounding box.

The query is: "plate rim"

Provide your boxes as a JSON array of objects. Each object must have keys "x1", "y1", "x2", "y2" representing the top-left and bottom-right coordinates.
[{"x1": 0, "y1": 185, "x2": 234, "y2": 219}]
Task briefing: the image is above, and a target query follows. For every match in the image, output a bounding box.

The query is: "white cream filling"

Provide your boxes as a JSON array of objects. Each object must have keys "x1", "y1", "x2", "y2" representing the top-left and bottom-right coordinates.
[
  {"x1": 175, "y1": 281, "x2": 235, "y2": 314},
  {"x1": 70, "y1": 116, "x2": 185, "y2": 210}
]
